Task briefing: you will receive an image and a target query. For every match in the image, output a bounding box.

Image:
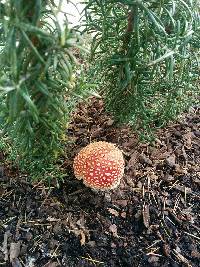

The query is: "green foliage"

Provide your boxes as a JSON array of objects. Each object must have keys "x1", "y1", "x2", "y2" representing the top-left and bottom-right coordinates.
[
  {"x1": 0, "y1": 0, "x2": 85, "y2": 168},
  {"x1": 84, "y1": 0, "x2": 200, "y2": 136}
]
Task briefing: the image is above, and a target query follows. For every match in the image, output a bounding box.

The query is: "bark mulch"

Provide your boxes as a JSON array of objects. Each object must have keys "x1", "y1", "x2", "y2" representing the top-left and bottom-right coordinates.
[{"x1": 0, "y1": 98, "x2": 200, "y2": 267}]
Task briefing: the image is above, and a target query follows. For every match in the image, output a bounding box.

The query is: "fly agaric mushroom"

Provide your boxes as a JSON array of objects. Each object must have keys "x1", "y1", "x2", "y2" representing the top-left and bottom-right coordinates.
[{"x1": 73, "y1": 141, "x2": 124, "y2": 190}]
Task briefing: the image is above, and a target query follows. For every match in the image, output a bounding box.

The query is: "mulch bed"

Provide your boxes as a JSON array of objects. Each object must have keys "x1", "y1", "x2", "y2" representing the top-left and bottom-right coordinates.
[{"x1": 0, "y1": 98, "x2": 200, "y2": 267}]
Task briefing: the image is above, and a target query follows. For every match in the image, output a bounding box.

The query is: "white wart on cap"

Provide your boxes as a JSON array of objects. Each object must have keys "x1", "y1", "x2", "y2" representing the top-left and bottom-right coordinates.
[{"x1": 73, "y1": 141, "x2": 125, "y2": 190}]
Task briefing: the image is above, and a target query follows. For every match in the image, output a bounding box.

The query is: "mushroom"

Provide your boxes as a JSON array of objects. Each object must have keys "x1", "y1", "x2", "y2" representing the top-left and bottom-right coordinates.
[{"x1": 73, "y1": 141, "x2": 124, "y2": 190}]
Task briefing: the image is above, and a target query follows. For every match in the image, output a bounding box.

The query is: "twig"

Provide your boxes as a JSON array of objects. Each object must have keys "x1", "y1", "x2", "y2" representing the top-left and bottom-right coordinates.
[
  {"x1": 0, "y1": 189, "x2": 14, "y2": 199},
  {"x1": 15, "y1": 217, "x2": 22, "y2": 240},
  {"x1": 146, "y1": 252, "x2": 163, "y2": 257},
  {"x1": 168, "y1": 180, "x2": 179, "y2": 190},
  {"x1": 145, "y1": 240, "x2": 162, "y2": 251},
  {"x1": 184, "y1": 186, "x2": 187, "y2": 203},
  {"x1": 80, "y1": 255, "x2": 104, "y2": 265},
  {"x1": 183, "y1": 231, "x2": 200, "y2": 241},
  {"x1": 172, "y1": 249, "x2": 192, "y2": 267}
]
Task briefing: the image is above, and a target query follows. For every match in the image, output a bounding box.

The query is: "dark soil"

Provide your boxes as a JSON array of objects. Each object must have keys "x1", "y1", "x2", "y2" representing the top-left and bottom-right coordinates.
[{"x1": 0, "y1": 98, "x2": 200, "y2": 267}]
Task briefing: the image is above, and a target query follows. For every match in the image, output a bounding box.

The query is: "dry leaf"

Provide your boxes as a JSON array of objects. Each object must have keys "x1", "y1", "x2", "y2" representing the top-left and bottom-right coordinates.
[
  {"x1": 163, "y1": 243, "x2": 170, "y2": 257},
  {"x1": 68, "y1": 216, "x2": 88, "y2": 246},
  {"x1": 175, "y1": 185, "x2": 192, "y2": 194},
  {"x1": 106, "y1": 118, "x2": 114, "y2": 126},
  {"x1": 175, "y1": 164, "x2": 187, "y2": 175},
  {"x1": 80, "y1": 230, "x2": 86, "y2": 246},
  {"x1": 113, "y1": 199, "x2": 128, "y2": 207},
  {"x1": 126, "y1": 176, "x2": 136, "y2": 187},
  {"x1": 90, "y1": 127, "x2": 102, "y2": 138},
  {"x1": 109, "y1": 224, "x2": 119, "y2": 237},
  {"x1": 183, "y1": 131, "x2": 192, "y2": 149},
  {"x1": 149, "y1": 173, "x2": 158, "y2": 181},
  {"x1": 76, "y1": 216, "x2": 85, "y2": 228},
  {"x1": 163, "y1": 174, "x2": 175, "y2": 182},
  {"x1": 10, "y1": 242, "x2": 22, "y2": 267},
  {"x1": 139, "y1": 154, "x2": 152, "y2": 165},
  {"x1": 121, "y1": 212, "x2": 127, "y2": 218},
  {"x1": 151, "y1": 147, "x2": 171, "y2": 160},
  {"x1": 128, "y1": 151, "x2": 138, "y2": 169},
  {"x1": 10, "y1": 242, "x2": 21, "y2": 261}
]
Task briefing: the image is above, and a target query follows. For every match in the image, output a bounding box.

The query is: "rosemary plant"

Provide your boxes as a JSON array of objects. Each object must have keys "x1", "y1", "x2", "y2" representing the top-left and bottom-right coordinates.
[
  {"x1": 84, "y1": 0, "x2": 200, "y2": 138},
  {"x1": 0, "y1": 0, "x2": 83, "y2": 169}
]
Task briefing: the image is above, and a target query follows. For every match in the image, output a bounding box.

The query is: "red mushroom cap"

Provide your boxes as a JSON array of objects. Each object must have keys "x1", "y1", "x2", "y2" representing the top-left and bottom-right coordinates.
[{"x1": 73, "y1": 141, "x2": 124, "y2": 190}]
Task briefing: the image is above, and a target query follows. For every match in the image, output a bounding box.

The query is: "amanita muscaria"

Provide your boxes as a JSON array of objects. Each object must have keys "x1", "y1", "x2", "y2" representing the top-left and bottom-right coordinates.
[{"x1": 73, "y1": 141, "x2": 125, "y2": 190}]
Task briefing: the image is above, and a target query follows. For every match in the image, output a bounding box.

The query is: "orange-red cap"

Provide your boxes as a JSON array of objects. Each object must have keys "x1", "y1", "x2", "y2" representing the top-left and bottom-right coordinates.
[{"x1": 73, "y1": 141, "x2": 124, "y2": 190}]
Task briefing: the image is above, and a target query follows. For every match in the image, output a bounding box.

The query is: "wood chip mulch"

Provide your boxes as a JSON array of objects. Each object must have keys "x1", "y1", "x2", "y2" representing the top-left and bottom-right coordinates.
[{"x1": 0, "y1": 98, "x2": 199, "y2": 267}]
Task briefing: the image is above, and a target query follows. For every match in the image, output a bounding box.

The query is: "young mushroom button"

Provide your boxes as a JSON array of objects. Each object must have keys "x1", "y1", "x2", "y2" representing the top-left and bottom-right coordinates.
[{"x1": 73, "y1": 141, "x2": 125, "y2": 190}]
